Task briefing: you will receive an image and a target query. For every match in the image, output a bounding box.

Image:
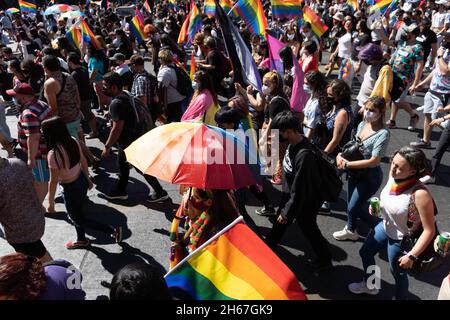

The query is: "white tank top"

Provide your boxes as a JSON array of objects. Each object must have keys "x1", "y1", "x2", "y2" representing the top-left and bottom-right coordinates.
[{"x1": 380, "y1": 178, "x2": 423, "y2": 241}]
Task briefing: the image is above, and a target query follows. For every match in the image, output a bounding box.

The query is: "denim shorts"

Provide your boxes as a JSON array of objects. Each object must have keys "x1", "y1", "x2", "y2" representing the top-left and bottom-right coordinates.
[
  {"x1": 32, "y1": 159, "x2": 50, "y2": 182},
  {"x1": 66, "y1": 118, "x2": 81, "y2": 139}
]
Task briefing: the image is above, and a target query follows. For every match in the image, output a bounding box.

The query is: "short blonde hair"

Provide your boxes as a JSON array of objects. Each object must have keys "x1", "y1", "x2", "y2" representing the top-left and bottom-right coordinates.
[{"x1": 158, "y1": 49, "x2": 173, "y2": 64}]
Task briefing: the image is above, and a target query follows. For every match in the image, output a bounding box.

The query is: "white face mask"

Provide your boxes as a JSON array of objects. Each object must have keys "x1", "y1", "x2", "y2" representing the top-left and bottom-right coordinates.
[
  {"x1": 364, "y1": 110, "x2": 380, "y2": 123},
  {"x1": 303, "y1": 84, "x2": 311, "y2": 94},
  {"x1": 262, "y1": 85, "x2": 271, "y2": 96},
  {"x1": 192, "y1": 81, "x2": 199, "y2": 91},
  {"x1": 287, "y1": 33, "x2": 295, "y2": 40}
]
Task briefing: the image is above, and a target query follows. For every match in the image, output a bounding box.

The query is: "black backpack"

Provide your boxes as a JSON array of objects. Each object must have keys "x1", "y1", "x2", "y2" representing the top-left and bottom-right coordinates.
[
  {"x1": 300, "y1": 143, "x2": 343, "y2": 202},
  {"x1": 168, "y1": 64, "x2": 193, "y2": 97},
  {"x1": 123, "y1": 91, "x2": 155, "y2": 138}
]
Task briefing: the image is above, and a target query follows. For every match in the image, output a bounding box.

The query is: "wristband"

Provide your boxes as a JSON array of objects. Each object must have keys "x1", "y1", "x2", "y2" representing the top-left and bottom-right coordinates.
[
  {"x1": 406, "y1": 252, "x2": 418, "y2": 262},
  {"x1": 344, "y1": 160, "x2": 349, "y2": 169}
]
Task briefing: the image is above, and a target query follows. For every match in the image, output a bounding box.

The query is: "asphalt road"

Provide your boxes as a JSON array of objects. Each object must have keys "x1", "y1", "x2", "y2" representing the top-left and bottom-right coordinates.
[{"x1": 0, "y1": 57, "x2": 449, "y2": 301}]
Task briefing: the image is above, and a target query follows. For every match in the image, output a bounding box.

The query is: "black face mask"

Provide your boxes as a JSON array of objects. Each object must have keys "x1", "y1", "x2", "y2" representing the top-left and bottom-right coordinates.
[
  {"x1": 401, "y1": 34, "x2": 409, "y2": 42},
  {"x1": 362, "y1": 59, "x2": 371, "y2": 65},
  {"x1": 403, "y1": 17, "x2": 411, "y2": 25}
]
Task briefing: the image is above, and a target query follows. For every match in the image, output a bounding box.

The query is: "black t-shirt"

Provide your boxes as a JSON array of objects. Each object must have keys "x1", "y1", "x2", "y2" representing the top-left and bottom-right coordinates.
[
  {"x1": 417, "y1": 29, "x2": 437, "y2": 60},
  {"x1": 120, "y1": 70, "x2": 135, "y2": 91},
  {"x1": 71, "y1": 66, "x2": 93, "y2": 101},
  {"x1": 109, "y1": 92, "x2": 136, "y2": 147},
  {"x1": 205, "y1": 49, "x2": 222, "y2": 77},
  {"x1": 264, "y1": 95, "x2": 290, "y2": 124}
]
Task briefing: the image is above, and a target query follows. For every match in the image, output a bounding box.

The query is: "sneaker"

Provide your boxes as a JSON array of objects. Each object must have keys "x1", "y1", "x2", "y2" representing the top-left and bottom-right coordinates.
[
  {"x1": 255, "y1": 206, "x2": 276, "y2": 216},
  {"x1": 112, "y1": 226, "x2": 122, "y2": 243},
  {"x1": 147, "y1": 191, "x2": 169, "y2": 203},
  {"x1": 85, "y1": 132, "x2": 99, "y2": 139},
  {"x1": 101, "y1": 190, "x2": 128, "y2": 200},
  {"x1": 270, "y1": 177, "x2": 282, "y2": 185},
  {"x1": 386, "y1": 120, "x2": 397, "y2": 129},
  {"x1": 416, "y1": 106, "x2": 425, "y2": 112},
  {"x1": 408, "y1": 114, "x2": 420, "y2": 131},
  {"x1": 348, "y1": 281, "x2": 379, "y2": 295},
  {"x1": 333, "y1": 226, "x2": 359, "y2": 241},
  {"x1": 66, "y1": 240, "x2": 90, "y2": 250},
  {"x1": 318, "y1": 201, "x2": 331, "y2": 213},
  {"x1": 410, "y1": 139, "x2": 431, "y2": 148},
  {"x1": 420, "y1": 175, "x2": 435, "y2": 184}
]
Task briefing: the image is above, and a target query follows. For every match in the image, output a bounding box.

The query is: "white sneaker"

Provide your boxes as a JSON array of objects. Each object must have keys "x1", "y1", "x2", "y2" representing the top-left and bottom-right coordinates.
[
  {"x1": 419, "y1": 175, "x2": 435, "y2": 184},
  {"x1": 333, "y1": 226, "x2": 359, "y2": 241},
  {"x1": 348, "y1": 281, "x2": 380, "y2": 295},
  {"x1": 416, "y1": 106, "x2": 425, "y2": 112}
]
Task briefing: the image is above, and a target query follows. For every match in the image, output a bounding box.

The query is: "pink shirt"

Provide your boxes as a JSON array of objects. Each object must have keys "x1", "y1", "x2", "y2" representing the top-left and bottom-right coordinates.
[{"x1": 47, "y1": 141, "x2": 82, "y2": 183}]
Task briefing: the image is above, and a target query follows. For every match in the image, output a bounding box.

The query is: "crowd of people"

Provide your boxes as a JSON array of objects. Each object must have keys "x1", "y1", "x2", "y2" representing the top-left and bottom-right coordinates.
[{"x1": 0, "y1": 0, "x2": 449, "y2": 300}]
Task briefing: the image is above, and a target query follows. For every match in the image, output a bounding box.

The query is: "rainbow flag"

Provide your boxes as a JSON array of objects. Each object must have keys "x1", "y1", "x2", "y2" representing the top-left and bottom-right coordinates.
[
  {"x1": 204, "y1": 0, "x2": 216, "y2": 17},
  {"x1": 135, "y1": 8, "x2": 145, "y2": 28},
  {"x1": 173, "y1": 57, "x2": 189, "y2": 76},
  {"x1": 19, "y1": 0, "x2": 37, "y2": 13},
  {"x1": 129, "y1": 16, "x2": 146, "y2": 43},
  {"x1": 271, "y1": 0, "x2": 302, "y2": 19},
  {"x1": 144, "y1": 0, "x2": 152, "y2": 13},
  {"x1": 232, "y1": 0, "x2": 268, "y2": 37},
  {"x1": 80, "y1": 18, "x2": 102, "y2": 50},
  {"x1": 383, "y1": 0, "x2": 398, "y2": 16},
  {"x1": 220, "y1": 0, "x2": 238, "y2": 18},
  {"x1": 369, "y1": 0, "x2": 392, "y2": 13},
  {"x1": 177, "y1": 9, "x2": 191, "y2": 44},
  {"x1": 165, "y1": 217, "x2": 307, "y2": 300},
  {"x1": 347, "y1": 0, "x2": 358, "y2": 11},
  {"x1": 302, "y1": 6, "x2": 328, "y2": 38},
  {"x1": 168, "y1": 0, "x2": 177, "y2": 9},
  {"x1": 188, "y1": 3, "x2": 202, "y2": 42},
  {"x1": 190, "y1": 54, "x2": 196, "y2": 80},
  {"x1": 66, "y1": 25, "x2": 82, "y2": 49}
]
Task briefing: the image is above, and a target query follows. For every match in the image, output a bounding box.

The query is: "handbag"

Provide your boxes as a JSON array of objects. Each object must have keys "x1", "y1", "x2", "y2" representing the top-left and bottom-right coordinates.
[{"x1": 400, "y1": 187, "x2": 446, "y2": 275}]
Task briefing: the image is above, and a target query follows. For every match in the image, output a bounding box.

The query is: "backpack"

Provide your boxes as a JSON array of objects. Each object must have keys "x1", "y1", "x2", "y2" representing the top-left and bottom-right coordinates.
[
  {"x1": 300, "y1": 143, "x2": 343, "y2": 202},
  {"x1": 168, "y1": 64, "x2": 192, "y2": 97},
  {"x1": 123, "y1": 91, "x2": 155, "y2": 138}
]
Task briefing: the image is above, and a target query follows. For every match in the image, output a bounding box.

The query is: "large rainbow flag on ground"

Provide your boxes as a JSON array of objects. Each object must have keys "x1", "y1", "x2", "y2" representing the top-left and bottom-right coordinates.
[
  {"x1": 232, "y1": 0, "x2": 268, "y2": 37},
  {"x1": 271, "y1": 0, "x2": 302, "y2": 19},
  {"x1": 19, "y1": 0, "x2": 37, "y2": 13},
  {"x1": 165, "y1": 217, "x2": 307, "y2": 300},
  {"x1": 302, "y1": 6, "x2": 328, "y2": 38},
  {"x1": 80, "y1": 18, "x2": 102, "y2": 50}
]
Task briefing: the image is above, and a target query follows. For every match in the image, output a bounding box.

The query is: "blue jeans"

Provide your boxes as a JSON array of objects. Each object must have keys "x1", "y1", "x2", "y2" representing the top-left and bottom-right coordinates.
[
  {"x1": 62, "y1": 173, "x2": 114, "y2": 241},
  {"x1": 360, "y1": 222, "x2": 409, "y2": 300},
  {"x1": 347, "y1": 167, "x2": 383, "y2": 231}
]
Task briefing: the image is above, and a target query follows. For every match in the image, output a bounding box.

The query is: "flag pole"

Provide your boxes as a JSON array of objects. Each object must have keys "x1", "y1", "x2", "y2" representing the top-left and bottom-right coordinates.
[{"x1": 164, "y1": 215, "x2": 244, "y2": 277}]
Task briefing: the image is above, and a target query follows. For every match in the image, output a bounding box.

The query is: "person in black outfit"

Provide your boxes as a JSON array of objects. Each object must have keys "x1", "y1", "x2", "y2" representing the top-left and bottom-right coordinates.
[
  {"x1": 99, "y1": 72, "x2": 169, "y2": 203},
  {"x1": 265, "y1": 110, "x2": 332, "y2": 271},
  {"x1": 417, "y1": 18, "x2": 438, "y2": 70}
]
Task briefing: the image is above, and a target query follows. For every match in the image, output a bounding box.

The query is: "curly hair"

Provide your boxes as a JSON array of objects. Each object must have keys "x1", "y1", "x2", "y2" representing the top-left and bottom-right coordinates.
[
  {"x1": 327, "y1": 79, "x2": 352, "y2": 106},
  {"x1": 305, "y1": 70, "x2": 329, "y2": 114},
  {"x1": 0, "y1": 253, "x2": 46, "y2": 300}
]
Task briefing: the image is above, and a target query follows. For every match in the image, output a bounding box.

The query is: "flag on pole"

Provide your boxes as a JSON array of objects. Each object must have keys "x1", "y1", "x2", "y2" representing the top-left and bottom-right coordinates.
[
  {"x1": 144, "y1": 0, "x2": 152, "y2": 13},
  {"x1": 204, "y1": 0, "x2": 216, "y2": 17},
  {"x1": 302, "y1": 6, "x2": 328, "y2": 38},
  {"x1": 215, "y1": 0, "x2": 262, "y2": 91},
  {"x1": 271, "y1": 0, "x2": 302, "y2": 19},
  {"x1": 190, "y1": 54, "x2": 197, "y2": 80},
  {"x1": 66, "y1": 25, "x2": 82, "y2": 49},
  {"x1": 231, "y1": 0, "x2": 268, "y2": 37},
  {"x1": 165, "y1": 217, "x2": 307, "y2": 300},
  {"x1": 220, "y1": 0, "x2": 239, "y2": 18},
  {"x1": 369, "y1": 0, "x2": 392, "y2": 13},
  {"x1": 347, "y1": 0, "x2": 359, "y2": 11},
  {"x1": 19, "y1": 0, "x2": 37, "y2": 14},
  {"x1": 80, "y1": 18, "x2": 102, "y2": 50}
]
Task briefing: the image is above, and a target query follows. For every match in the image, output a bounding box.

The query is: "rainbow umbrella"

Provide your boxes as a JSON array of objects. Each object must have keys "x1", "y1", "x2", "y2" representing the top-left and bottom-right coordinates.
[
  {"x1": 124, "y1": 122, "x2": 261, "y2": 190},
  {"x1": 44, "y1": 4, "x2": 79, "y2": 15},
  {"x1": 6, "y1": 8, "x2": 20, "y2": 15}
]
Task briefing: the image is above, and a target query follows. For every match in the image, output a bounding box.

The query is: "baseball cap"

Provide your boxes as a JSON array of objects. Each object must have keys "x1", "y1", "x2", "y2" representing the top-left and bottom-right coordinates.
[
  {"x1": 358, "y1": 43, "x2": 383, "y2": 61},
  {"x1": 6, "y1": 83, "x2": 34, "y2": 96},
  {"x1": 110, "y1": 53, "x2": 126, "y2": 62},
  {"x1": 333, "y1": 12, "x2": 344, "y2": 22}
]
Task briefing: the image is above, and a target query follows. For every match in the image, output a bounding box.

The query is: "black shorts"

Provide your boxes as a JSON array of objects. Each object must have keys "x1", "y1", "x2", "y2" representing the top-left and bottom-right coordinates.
[{"x1": 10, "y1": 240, "x2": 47, "y2": 258}]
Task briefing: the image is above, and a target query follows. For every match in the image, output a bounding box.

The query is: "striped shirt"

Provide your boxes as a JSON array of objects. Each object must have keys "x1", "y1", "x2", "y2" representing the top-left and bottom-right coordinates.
[{"x1": 18, "y1": 99, "x2": 53, "y2": 160}]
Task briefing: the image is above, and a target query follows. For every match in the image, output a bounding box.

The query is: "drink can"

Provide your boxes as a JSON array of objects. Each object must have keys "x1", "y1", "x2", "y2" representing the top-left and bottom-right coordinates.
[
  {"x1": 369, "y1": 197, "x2": 381, "y2": 217},
  {"x1": 437, "y1": 232, "x2": 450, "y2": 255}
]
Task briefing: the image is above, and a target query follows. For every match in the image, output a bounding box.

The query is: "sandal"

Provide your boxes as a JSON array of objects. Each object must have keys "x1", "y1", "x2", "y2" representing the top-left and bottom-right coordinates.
[{"x1": 66, "y1": 240, "x2": 90, "y2": 250}]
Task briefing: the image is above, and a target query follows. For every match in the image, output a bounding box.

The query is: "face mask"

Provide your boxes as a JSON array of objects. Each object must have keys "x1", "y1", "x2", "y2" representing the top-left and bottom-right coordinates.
[
  {"x1": 443, "y1": 42, "x2": 450, "y2": 50},
  {"x1": 287, "y1": 33, "x2": 295, "y2": 40},
  {"x1": 400, "y1": 34, "x2": 409, "y2": 42},
  {"x1": 262, "y1": 85, "x2": 271, "y2": 96},
  {"x1": 192, "y1": 81, "x2": 199, "y2": 91},
  {"x1": 363, "y1": 110, "x2": 380, "y2": 123},
  {"x1": 190, "y1": 197, "x2": 210, "y2": 212},
  {"x1": 362, "y1": 59, "x2": 372, "y2": 65},
  {"x1": 403, "y1": 18, "x2": 411, "y2": 25},
  {"x1": 164, "y1": 27, "x2": 172, "y2": 33},
  {"x1": 303, "y1": 84, "x2": 312, "y2": 94}
]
